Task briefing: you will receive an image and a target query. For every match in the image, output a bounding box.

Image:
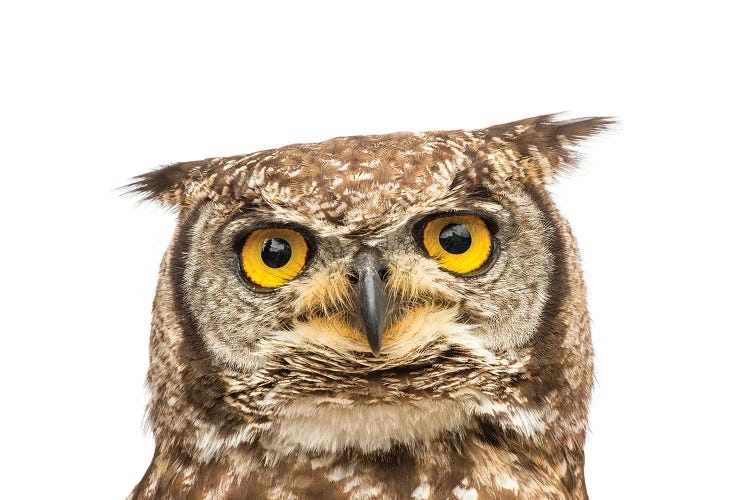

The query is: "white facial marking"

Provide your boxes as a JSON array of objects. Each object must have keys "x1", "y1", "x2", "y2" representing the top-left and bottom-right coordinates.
[{"x1": 263, "y1": 397, "x2": 474, "y2": 454}]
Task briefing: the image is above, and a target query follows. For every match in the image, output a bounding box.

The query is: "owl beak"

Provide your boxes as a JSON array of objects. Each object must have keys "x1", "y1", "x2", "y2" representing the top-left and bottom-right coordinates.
[{"x1": 353, "y1": 249, "x2": 387, "y2": 356}]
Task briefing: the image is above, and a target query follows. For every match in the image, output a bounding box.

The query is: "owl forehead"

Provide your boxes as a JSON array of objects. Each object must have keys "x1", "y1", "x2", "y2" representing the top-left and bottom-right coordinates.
[
  {"x1": 235, "y1": 132, "x2": 477, "y2": 233},
  {"x1": 133, "y1": 114, "x2": 613, "y2": 229}
]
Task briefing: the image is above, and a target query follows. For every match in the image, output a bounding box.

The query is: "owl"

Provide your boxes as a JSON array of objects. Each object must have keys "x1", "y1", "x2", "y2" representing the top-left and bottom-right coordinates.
[{"x1": 127, "y1": 114, "x2": 611, "y2": 499}]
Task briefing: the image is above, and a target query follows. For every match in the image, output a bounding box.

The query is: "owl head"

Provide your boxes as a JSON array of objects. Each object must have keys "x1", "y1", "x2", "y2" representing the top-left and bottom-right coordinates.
[{"x1": 130, "y1": 114, "x2": 610, "y2": 461}]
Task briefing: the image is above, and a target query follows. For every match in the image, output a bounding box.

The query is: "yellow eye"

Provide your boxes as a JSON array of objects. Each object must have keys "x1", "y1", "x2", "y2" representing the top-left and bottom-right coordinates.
[
  {"x1": 422, "y1": 214, "x2": 493, "y2": 274},
  {"x1": 240, "y1": 228, "x2": 308, "y2": 288}
]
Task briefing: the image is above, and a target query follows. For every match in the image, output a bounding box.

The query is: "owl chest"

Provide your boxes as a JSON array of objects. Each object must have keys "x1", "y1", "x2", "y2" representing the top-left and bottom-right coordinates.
[{"x1": 134, "y1": 446, "x2": 580, "y2": 500}]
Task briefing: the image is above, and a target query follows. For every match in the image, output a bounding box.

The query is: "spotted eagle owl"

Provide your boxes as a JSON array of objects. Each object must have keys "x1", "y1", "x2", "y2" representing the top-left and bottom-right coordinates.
[{"x1": 127, "y1": 114, "x2": 611, "y2": 499}]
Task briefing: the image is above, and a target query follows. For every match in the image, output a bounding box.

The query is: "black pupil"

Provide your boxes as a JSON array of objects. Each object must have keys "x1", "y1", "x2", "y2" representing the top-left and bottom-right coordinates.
[
  {"x1": 261, "y1": 238, "x2": 292, "y2": 268},
  {"x1": 438, "y1": 223, "x2": 472, "y2": 254}
]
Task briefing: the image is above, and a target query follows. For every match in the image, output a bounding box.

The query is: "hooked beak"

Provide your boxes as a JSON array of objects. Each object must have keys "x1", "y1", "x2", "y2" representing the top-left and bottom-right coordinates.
[{"x1": 352, "y1": 248, "x2": 388, "y2": 356}]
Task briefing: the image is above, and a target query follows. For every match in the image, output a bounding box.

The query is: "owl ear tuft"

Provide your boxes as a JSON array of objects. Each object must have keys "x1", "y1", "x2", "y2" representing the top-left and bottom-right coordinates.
[
  {"x1": 123, "y1": 160, "x2": 210, "y2": 209},
  {"x1": 479, "y1": 114, "x2": 615, "y2": 184}
]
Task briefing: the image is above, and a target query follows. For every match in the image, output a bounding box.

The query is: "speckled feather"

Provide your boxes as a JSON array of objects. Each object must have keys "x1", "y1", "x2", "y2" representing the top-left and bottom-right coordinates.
[{"x1": 127, "y1": 114, "x2": 611, "y2": 499}]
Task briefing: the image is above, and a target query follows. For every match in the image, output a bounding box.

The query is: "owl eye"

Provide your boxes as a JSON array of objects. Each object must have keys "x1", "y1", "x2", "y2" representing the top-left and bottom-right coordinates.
[
  {"x1": 421, "y1": 214, "x2": 494, "y2": 274},
  {"x1": 239, "y1": 228, "x2": 308, "y2": 288}
]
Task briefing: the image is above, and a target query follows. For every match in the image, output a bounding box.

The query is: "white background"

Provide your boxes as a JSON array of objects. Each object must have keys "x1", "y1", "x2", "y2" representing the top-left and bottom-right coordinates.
[{"x1": 1, "y1": 2, "x2": 748, "y2": 498}]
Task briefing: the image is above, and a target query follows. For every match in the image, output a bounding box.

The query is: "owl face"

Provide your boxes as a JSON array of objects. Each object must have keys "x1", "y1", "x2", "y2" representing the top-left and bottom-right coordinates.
[
  {"x1": 181, "y1": 183, "x2": 552, "y2": 367},
  {"x1": 134, "y1": 115, "x2": 607, "y2": 457}
]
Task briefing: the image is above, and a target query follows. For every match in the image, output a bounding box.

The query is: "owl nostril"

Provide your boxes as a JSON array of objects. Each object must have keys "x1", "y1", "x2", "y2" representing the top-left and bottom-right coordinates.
[
  {"x1": 378, "y1": 268, "x2": 390, "y2": 283},
  {"x1": 348, "y1": 268, "x2": 389, "y2": 285},
  {"x1": 348, "y1": 248, "x2": 390, "y2": 286}
]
